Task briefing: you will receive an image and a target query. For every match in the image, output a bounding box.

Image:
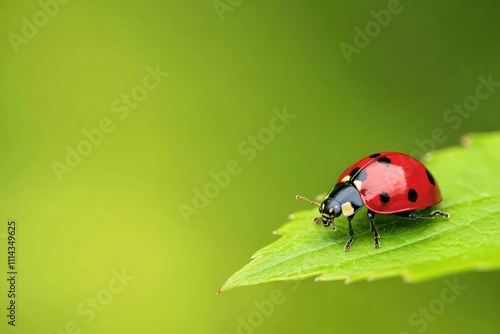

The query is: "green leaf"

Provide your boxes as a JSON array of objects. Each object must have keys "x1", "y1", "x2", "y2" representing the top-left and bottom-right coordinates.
[{"x1": 219, "y1": 132, "x2": 500, "y2": 293}]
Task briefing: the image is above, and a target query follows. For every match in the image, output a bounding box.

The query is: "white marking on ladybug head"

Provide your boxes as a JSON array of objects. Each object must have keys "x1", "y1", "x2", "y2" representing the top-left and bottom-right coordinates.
[
  {"x1": 341, "y1": 175, "x2": 350, "y2": 182},
  {"x1": 353, "y1": 180, "x2": 363, "y2": 190},
  {"x1": 341, "y1": 202, "x2": 354, "y2": 217},
  {"x1": 328, "y1": 208, "x2": 333, "y2": 214}
]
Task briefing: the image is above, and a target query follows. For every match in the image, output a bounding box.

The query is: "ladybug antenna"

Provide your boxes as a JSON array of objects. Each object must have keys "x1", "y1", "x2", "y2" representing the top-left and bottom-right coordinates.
[{"x1": 295, "y1": 195, "x2": 321, "y2": 207}]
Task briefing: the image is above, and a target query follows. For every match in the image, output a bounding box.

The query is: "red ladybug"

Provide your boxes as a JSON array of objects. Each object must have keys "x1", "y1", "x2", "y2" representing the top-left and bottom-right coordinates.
[{"x1": 296, "y1": 152, "x2": 450, "y2": 251}]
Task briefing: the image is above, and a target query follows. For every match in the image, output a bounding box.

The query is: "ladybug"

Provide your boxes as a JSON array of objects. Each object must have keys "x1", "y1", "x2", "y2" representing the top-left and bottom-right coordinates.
[{"x1": 296, "y1": 152, "x2": 450, "y2": 251}]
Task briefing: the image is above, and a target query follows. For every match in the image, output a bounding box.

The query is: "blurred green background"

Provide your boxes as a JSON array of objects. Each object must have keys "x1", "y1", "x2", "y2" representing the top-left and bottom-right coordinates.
[{"x1": 1, "y1": 0, "x2": 499, "y2": 333}]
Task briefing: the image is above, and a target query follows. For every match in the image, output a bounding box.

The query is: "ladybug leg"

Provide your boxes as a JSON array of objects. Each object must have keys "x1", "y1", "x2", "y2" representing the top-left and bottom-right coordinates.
[
  {"x1": 313, "y1": 217, "x2": 337, "y2": 230},
  {"x1": 328, "y1": 220, "x2": 337, "y2": 231},
  {"x1": 414, "y1": 210, "x2": 451, "y2": 219},
  {"x1": 315, "y1": 218, "x2": 336, "y2": 231},
  {"x1": 367, "y1": 210, "x2": 381, "y2": 248},
  {"x1": 343, "y1": 216, "x2": 355, "y2": 251},
  {"x1": 397, "y1": 210, "x2": 450, "y2": 220}
]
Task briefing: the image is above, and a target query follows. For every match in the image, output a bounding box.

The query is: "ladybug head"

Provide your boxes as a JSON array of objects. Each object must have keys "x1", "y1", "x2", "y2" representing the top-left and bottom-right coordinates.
[
  {"x1": 318, "y1": 197, "x2": 341, "y2": 226},
  {"x1": 295, "y1": 195, "x2": 341, "y2": 228}
]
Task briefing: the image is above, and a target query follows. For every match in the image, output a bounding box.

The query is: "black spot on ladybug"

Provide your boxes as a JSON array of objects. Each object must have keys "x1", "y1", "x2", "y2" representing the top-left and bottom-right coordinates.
[
  {"x1": 378, "y1": 157, "x2": 391, "y2": 166},
  {"x1": 379, "y1": 192, "x2": 390, "y2": 204},
  {"x1": 425, "y1": 168, "x2": 435, "y2": 186},
  {"x1": 369, "y1": 153, "x2": 381, "y2": 158},
  {"x1": 407, "y1": 189, "x2": 418, "y2": 202},
  {"x1": 349, "y1": 167, "x2": 360, "y2": 178}
]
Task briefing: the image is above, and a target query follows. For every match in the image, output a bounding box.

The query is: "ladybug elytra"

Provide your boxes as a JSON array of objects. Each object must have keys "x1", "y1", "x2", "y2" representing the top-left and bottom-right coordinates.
[{"x1": 297, "y1": 152, "x2": 450, "y2": 251}]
